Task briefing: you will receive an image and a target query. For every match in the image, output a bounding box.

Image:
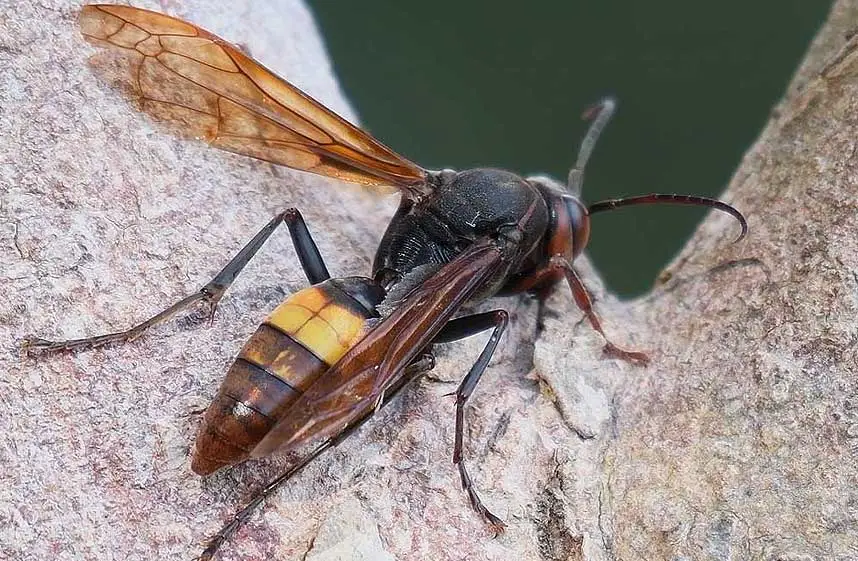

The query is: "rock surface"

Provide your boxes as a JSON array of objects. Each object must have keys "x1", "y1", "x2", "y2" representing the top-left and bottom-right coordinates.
[
  {"x1": 1, "y1": 1, "x2": 856, "y2": 561},
  {"x1": 594, "y1": 2, "x2": 858, "y2": 558}
]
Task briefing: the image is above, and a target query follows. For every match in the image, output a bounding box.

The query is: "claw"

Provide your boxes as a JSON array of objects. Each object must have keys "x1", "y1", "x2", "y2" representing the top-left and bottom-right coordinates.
[
  {"x1": 20, "y1": 337, "x2": 64, "y2": 356},
  {"x1": 602, "y1": 342, "x2": 649, "y2": 366},
  {"x1": 200, "y1": 287, "x2": 223, "y2": 327},
  {"x1": 488, "y1": 519, "x2": 507, "y2": 537}
]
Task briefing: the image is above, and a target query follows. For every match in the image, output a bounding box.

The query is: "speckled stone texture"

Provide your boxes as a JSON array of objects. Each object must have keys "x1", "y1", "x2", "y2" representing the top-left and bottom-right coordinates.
[
  {"x1": 587, "y1": 2, "x2": 858, "y2": 559},
  {"x1": 2, "y1": 1, "x2": 857, "y2": 561}
]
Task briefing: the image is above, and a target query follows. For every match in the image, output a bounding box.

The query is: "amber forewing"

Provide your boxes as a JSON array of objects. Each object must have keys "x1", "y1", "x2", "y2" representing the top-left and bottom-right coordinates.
[{"x1": 78, "y1": 4, "x2": 427, "y2": 192}]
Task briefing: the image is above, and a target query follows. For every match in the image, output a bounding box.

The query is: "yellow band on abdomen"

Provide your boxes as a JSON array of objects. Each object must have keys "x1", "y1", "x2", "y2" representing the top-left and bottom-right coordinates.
[{"x1": 265, "y1": 285, "x2": 367, "y2": 366}]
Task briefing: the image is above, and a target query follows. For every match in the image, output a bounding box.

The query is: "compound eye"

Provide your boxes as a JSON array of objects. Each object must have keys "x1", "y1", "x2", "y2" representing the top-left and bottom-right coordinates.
[{"x1": 564, "y1": 197, "x2": 591, "y2": 257}]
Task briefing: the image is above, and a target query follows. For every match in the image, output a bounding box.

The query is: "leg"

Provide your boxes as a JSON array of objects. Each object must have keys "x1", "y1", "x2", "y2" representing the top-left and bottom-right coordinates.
[
  {"x1": 434, "y1": 311, "x2": 507, "y2": 344},
  {"x1": 496, "y1": 263, "x2": 563, "y2": 335},
  {"x1": 23, "y1": 208, "x2": 328, "y2": 355},
  {"x1": 550, "y1": 256, "x2": 649, "y2": 365},
  {"x1": 284, "y1": 209, "x2": 330, "y2": 285},
  {"x1": 197, "y1": 440, "x2": 329, "y2": 561},
  {"x1": 533, "y1": 285, "x2": 558, "y2": 336},
  {"x1": 504, "y1": 255, "x2": 648, "y2": 365},
  {"x1": 197, "y1": 352, "x2": 435, "y2": 561},
  {"x1": 437, "y1": 310, "x2": 509, "y2": 533}
]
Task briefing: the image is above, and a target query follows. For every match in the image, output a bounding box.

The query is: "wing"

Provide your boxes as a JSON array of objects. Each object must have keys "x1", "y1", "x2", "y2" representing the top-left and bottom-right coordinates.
[
  {"x1": 78, "y1": 5, "x2": 429, "y2": 196},
  {"x1": 251, "y1": 239, "x2": 507, "y2": 457}
]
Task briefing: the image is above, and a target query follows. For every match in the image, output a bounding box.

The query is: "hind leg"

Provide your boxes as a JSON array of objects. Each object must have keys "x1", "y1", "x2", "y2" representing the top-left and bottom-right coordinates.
[{"x1": 23, "y1": 208, "x2": 329, "y2": 354}]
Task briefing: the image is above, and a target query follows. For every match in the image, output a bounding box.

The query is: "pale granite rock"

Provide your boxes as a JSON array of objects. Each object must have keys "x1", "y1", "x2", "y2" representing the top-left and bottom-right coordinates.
[{"x1": 2, "y1": 1, "x2": 856, "y2": 561}]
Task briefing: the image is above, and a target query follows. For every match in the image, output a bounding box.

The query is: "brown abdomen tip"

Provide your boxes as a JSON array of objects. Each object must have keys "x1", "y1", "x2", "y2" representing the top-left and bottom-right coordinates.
[
  {"x1": 190, "y1": 444, "x2": 231, "y2": 476},
  {"x1": 191, "y1": 392, "x2": 274, "y2": 475}
]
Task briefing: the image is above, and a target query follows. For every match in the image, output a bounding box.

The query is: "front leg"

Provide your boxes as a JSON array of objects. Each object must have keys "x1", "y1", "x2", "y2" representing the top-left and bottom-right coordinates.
[
  {"x1": 501, "y1": 256, "x2": 649, "y2": 366},
  {"x1": 551, "y1": 256, "x2": 649, "y2": 365}
]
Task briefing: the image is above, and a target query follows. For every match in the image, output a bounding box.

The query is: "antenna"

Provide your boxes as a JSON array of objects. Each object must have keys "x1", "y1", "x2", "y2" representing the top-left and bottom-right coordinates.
[
  {"x1": 567, "y1": 97, "x2": 616, "y2": 197},
  {"x1": 588, "y1": 194, "x2": 748, "y2": 242}
]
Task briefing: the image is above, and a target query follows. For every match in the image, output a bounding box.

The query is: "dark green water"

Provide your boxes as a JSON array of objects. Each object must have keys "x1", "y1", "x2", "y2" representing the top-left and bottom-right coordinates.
[{"x1": 310, "y1": 2, "x2": 829, "y2": 296}]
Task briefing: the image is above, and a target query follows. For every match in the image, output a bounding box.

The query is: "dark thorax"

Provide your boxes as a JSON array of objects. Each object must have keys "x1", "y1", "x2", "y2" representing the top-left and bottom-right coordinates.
[{"x1": 373, "y1": 167, "x2": 550, "y2": 302}]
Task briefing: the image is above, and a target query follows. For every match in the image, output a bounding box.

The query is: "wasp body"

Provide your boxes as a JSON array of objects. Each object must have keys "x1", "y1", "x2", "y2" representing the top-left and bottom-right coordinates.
[{"x1": 24, "y1": 5, "x2": 748, "y2": 561}]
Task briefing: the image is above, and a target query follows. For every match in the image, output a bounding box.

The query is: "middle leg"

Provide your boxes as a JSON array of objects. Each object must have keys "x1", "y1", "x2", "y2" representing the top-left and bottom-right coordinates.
[{"x1": 434, "y1": 309, "x2": 510, "y2": 532}]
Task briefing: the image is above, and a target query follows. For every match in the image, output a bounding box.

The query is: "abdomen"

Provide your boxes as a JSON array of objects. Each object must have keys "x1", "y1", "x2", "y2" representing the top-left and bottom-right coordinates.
[{"x1": 191, "y1": 278, "x2": 381, "y2": 475}]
